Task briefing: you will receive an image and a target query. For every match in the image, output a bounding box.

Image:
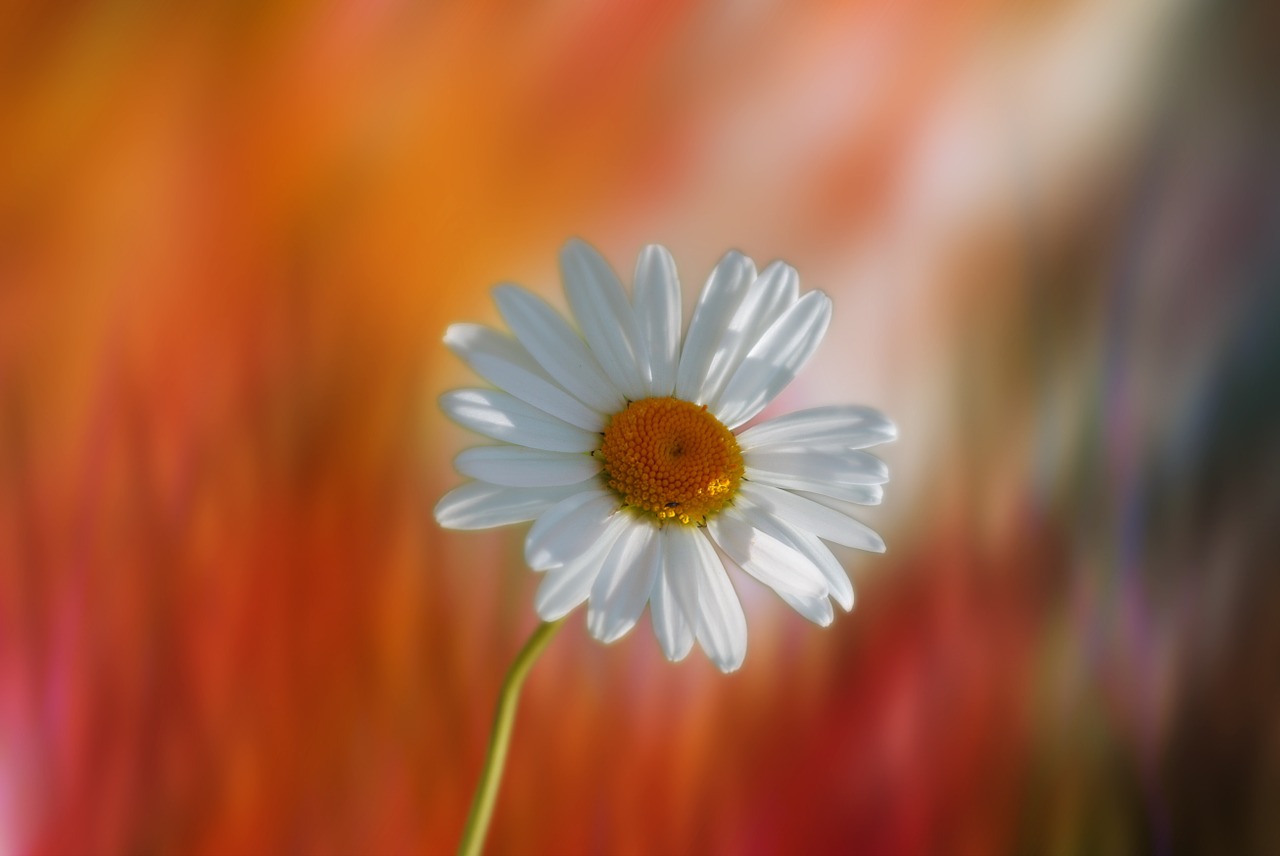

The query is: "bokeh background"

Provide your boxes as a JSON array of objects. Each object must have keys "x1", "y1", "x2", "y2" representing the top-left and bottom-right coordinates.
[{"x1": 3, "y1": 0, "x2": 1279, "y2": 853}]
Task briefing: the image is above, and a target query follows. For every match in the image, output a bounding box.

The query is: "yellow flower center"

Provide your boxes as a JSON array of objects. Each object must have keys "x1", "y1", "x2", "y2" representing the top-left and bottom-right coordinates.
[{"x1": 599, "y1": 397, "x2": 744, "y2": 525}]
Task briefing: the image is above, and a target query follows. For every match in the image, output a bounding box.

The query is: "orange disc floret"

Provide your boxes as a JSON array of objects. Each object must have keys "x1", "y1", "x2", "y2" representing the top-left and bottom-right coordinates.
[{"x1": 598, "y1": 397, "x2": 744, "y2": 526}]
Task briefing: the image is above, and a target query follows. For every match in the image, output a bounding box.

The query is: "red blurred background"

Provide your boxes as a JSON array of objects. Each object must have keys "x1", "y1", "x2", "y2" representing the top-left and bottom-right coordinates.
[{"x1": 4, "y1": 0, "x2": 1278, "y2": 853}]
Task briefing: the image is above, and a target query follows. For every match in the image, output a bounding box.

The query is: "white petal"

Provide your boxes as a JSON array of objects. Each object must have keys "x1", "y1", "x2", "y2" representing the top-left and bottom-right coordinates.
[
  {"x1": 736, "y1": 404, "x2": 898, "y2": 450},
  {"x1": 736, "y1": 499, "x2": 854, "y2": 611},
  {"x1": 534, "y1": 514, "x2": 632, "y2": 620},
  {"x1": 693, "y1": 544, "x2": 749, "y2": 672},
  {"x1": 776, "y1": 590, "x2": 834, "y2": 626},
  {"x1": 560, "y1": 239, "x2": 649, "y2": 401},
  {"x1": 714, "y1": 291, "x2": 833, "y2": 429},
  {"x1": 675, "y1": 251, "x2": 755, "y2": 402},
  {"x1": 746, "y1": 465, "x2": 885, "y2": 504},
  {"x1": 744, "y1": 448, "x2": 889, "y2": 486},
  {"x1": 524, "y1": 488, "x2": 620, "y2": 570},
  {"x1": 434, "y1": 481, "x2": 586, "y2": 530},
  {"x1": 440, "y1": 389, "x2": 600, "y2": 453},
  {"x1": 633, "y1": 244, "x2": 681, "y2": 397},
  {"x1": 666, "y1": 525, "x2": 746, "y2": 672},
  {"x1": 454, "y1": 446, "x2": 602, "y2": 487},
  {"x1": 739, "y1": 482, "x2": 886, "y2": 552},
  {"x1": 793, "y1": 487, "x2": 883, "y2": 515},
  {"x1": 493, "y1": 285, "x2": 626, "y2": 414},
  {"x1": 444, "y1": 324, "x2": 605, "y2": 431},
  {"x1": 588, "y1": 522, "x2": 661, "y2": 643},
  {"x1": 706, "y1": 508, "x2": 828, "y2": 599},
  {"x1": 701, "y1": 261, "x2": 799, "y2": 410},
  {"x1": 649, "y1": 544, "x2": 695, "y2": 661}
]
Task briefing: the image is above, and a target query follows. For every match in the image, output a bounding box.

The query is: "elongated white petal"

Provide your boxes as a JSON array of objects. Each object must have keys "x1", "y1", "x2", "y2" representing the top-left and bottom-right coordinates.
[
  {"x1": 493, "y1": 285, "x2": 626, "y2": 414},
  {"x1": 706, "y1": 508, "x2": 828, "y2": 599},
  {"x1": 588, "y1": 522, "x2": 661, "y2": 643},
  {"x1": 739, "y1": 482, "x2": 886, "y2": 552},
  {"x1": 693, "y1": 541, "x2": 748, "y2": 673},
  {"x1": 675, "y1": 251, "x2": 755, "y2": 401},
  {"x1": 633, "y1": 244, "x2": 681, "y2": 397},
  {"x1": 793, "y1": 487, "x2": 883, "y2": 516},
  {"x1": 737, "y1": 404, "x2": 898, "y2": 450},
  {"x1": 715, "y1": 291, "x2": 832, "y2": 429},
  {"x1": 561, "y1": 239, "x2": 649, "y2": 401},
  {"x1": 433, "y1": 481, "x2": 586, "y2": 530},
  {"x1": 441, "y1": 389, "x2": 599, "y2": 453},
  {"x1": 745, "y1": 469, "x2": 884, "y2": 505},
  {"x1": 444, "y1": 324, "x2": 604, "y2": 431},
  {"x1": 744, "y1": 448, "x2": 889, "y2": 486},
  {"x1": 666, "y1": 526, "x2": 746, "y2": 672},
  {"x1": 454, "y1": 446, "x2": 602, "y2": 487},
  {"x1": 524, "y1": 488, "x2": 620, "y2": 570},
  {"x1": 737, "y1": 499, "x2": 853, "y2": 611},
  {"x1": 534, "y1": 514, "x2": 631, "y2": 620},
  {"x1": 701, "y1": 261, "x2": 799, "y2": 409},
  {"x1": 649, "y1": 541, "x2": 695, "y2": 661}
]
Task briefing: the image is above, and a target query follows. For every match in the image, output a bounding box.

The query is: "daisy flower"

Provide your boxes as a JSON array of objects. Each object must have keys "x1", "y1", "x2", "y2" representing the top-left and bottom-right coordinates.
[{"x1": 435, "y1": 239, "x2": 895, "y2": 672}]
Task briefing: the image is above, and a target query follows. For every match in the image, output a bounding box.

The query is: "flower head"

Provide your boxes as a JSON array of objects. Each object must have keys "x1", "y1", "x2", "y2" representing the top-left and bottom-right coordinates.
[{"x1": 435, "y1": 239, "x2": 895, "y2": 672}]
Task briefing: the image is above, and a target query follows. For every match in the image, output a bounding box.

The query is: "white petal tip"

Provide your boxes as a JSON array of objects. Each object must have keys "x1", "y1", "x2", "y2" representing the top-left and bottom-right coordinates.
[
  {"x1": 586, "y1": 600, "x2": 641, "y2": 644},
  {"x1": 524, "y1": 537, "x2": 560, "y2": 569},
  {"x1": 534, "y1": 600, "x2": 572, "y2": 622},
  {"x1": 760, "y1": 259, "x2": 797, "y2": 279},
  {"x1": 432, "y1": 499, "x2": 468, "y2": 530},
  {"x1": 592, "y1": 625, "x2": 633, "y2": 645},
  {"x1": 560, "y1": 237, "x2": 594, "y2": 261},
  {"x1": 490, "y1": 282, "x2": 525, "y2": 304},
  {"x1": 832, "y1": 582, "x2": 856, "y2": 611},
  {"x1": 703, "y1": 637, "x2": 746, "y2": 673},
  {"x1": 524, "y1": 548, "x2": 556, "y2": 570},
  {"x1": 432, "y1": 489, "x2": 465, "y2": 528}
]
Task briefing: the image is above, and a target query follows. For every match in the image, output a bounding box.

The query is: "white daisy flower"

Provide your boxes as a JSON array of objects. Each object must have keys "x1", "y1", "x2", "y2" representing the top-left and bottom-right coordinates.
[{"x1": 435, "y1": 239, "x2": 895, "y2": 672}]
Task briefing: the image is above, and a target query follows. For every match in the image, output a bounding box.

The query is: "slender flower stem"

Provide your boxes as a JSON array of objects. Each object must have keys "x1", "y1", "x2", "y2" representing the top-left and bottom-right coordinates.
[{"x1": 458, "y1": 619, "x2": 565, "y2": 856}]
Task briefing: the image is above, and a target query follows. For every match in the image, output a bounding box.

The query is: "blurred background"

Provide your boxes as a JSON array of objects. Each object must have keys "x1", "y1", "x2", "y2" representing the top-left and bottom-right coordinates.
[{"x1": 3, "y1": 0, "x2": 1278, "y2": 853}]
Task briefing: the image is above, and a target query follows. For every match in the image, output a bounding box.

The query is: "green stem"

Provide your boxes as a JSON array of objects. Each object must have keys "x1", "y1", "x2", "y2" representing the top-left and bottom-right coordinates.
[{"x1": 458, "y1": 619, "x2": 565, "y2": 856}]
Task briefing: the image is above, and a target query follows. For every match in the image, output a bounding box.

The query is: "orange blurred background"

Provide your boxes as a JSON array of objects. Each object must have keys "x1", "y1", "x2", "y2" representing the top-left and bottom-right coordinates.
[{"x1": 4, "y1": 0, "x2": 1279, "y2": 853}]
